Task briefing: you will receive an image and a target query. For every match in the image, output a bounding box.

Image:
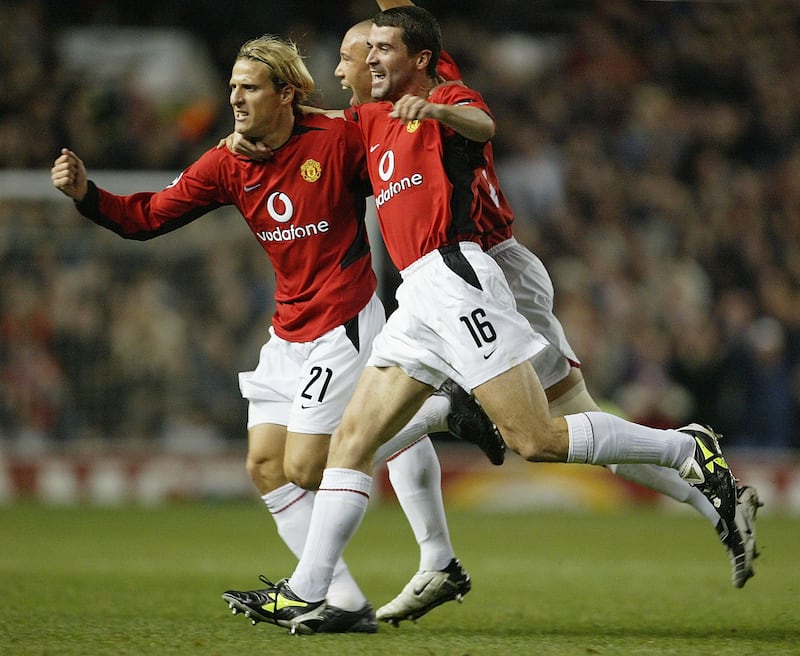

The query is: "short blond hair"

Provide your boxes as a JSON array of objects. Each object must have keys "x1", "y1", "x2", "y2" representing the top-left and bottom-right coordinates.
[{"x1": 237, "y1": 35, "x2": 315, "y2": 106}]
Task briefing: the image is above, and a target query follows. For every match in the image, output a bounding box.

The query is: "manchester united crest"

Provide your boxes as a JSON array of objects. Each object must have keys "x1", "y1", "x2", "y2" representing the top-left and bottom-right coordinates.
[
  {"x1": 300, "y1": 159, "x2": 322, "y2": 182},
  {"x1": 406, "y1": 120, "x2": 421, "y2": 133}
]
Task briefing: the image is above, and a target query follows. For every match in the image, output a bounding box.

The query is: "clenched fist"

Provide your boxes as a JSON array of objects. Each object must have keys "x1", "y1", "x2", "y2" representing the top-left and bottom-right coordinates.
[{"x1": 51, "y1": 148, "x2": 88, "y2": 202}]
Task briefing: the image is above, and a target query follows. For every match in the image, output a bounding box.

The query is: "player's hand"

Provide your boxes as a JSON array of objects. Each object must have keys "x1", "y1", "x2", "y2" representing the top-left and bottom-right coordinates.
[
  {"x1": 217, "y1": 132, "x2": 273, "y2": 161},
  {"x1": 390, "y1": 94, "x2": 435, "y2": 123},
  {"x1": 51, "y1": 148, "x2": 88, "y2": 202}
]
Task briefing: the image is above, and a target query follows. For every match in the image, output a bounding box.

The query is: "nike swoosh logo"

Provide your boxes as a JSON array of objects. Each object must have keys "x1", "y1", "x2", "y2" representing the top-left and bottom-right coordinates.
[
  {"x1": 483, "y1": 350, "x2": 496, "y2": 360},
  {"x1": 369, "y1": 143, "x2": 381, "y2": 153},
  {"x1": 413, "y1": 580, "x2": 432, "y2": 596},
  {"x1": 244, "y1": 183, "x2": 262, "y2": 192}
]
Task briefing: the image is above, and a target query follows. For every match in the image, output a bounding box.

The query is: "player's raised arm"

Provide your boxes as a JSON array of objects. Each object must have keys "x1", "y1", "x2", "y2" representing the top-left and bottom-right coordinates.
[
  {"x1": 51, "y1": 148, "x2": 89, "y2": 202},
  {"x1": 390, "y1": 93, "x2": 495, "y2": 143}
]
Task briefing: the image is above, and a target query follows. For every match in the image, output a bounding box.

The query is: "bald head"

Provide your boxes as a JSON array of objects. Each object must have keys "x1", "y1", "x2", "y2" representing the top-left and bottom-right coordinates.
[
  {"x1": 335, "y1": 20, "x2": 374, "y2": 105},
  {"x1": 345, "y1": 19, "x2": 373, "y2": 42}
]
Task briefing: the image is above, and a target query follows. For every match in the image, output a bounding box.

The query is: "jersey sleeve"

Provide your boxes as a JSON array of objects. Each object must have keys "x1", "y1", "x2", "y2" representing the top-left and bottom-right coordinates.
[
  {"x1": 433, "y1": 83, "x2": 493, "y2": 119},
  {"x1": 75, "y1": 149, "x2": 230, "y2": 240},
  {"x1": 342, "y1": 119, "x2": 371, "y2": 196}
]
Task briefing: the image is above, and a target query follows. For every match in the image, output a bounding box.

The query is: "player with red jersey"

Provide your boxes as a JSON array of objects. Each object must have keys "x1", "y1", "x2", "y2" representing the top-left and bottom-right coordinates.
[
  {"x1": 353, "y1": 18, "x2": 760, "y2": 607},
  {"x1": 373, "y1": 3, "x2": 758, "y2": 600},
  {"x1": 73, "y1": 112, "x2": 375, "y2": 344},
  {"x1": 51, "y1": 33, "x2": 501, "y2": 634},
  {"x1": 225, "y1": 7, "x2": 741, "y2": 635},
  {"x1": 370, "y1": 2, "x2": 760, "y2": 600},
  {"x1": 348, "y1": 1, "x2": 759, "y2": 613}
]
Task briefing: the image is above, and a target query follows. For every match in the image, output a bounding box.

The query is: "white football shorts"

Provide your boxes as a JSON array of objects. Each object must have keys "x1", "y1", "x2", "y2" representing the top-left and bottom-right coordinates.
[
  {"x1": 368, "y1": 242, "x2": 548, "y2": 392},
  {"x1": 239, "y1": 293, "x2": 385, "y2": 434},
  {"x1": 489, "y1": 237, "x2": 580, "y2": 390}
]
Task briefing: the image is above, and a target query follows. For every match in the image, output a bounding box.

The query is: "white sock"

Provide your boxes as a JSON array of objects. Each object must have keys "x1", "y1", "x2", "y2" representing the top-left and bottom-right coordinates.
[
  {"x1": 262, "y1": 483, "x2": 366, "y2": 610},
  {"x1": 386, "y1": 437, "x2": 454, "y2": 571},
  {"x1": 565, "y1": 412, "x2": 694, "y2": 469},
  {"x1": 547, "y1": 384, "x2": 718, "y2": 525},
  {"x1": 262, "y1": 483, "x2": 313, "y2": 557},
  {"x1": 373, "y1": 394, "x2": 450, "y2": 465},
  {"x1": 606, "y1": 464, "x2": 720, "y2": 525},
  {"x1": 289, "y1": 469, "x2": 372, "y2": 603}
]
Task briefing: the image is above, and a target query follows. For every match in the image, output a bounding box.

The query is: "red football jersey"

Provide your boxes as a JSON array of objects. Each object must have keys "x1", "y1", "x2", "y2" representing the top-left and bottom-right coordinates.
[
  {"x1": 77, "y1": 114, "x2": 376, "y2": 342},
  {"x1": 346, "y1": 84, "x2": 497, "y2": 270},
  {"x1": 436, "y1": 50, "x2": 515, "y2": 250},
  {"x1": 437, "y1": 50, "x2": 461, "y2": 82},
  {"x1": 473, "y1": 139, "x2": 516, "y2": 250}
]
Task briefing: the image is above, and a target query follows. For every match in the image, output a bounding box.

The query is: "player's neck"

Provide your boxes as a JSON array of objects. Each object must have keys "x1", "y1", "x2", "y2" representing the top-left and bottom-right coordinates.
[
  {"x1": 394, "y1": 76, "x2": 437, "y2": 102},
  {"x1": 417, "y1": 75, "x2": 438, "y2": 99},
  {"x1": 260, "y1": 110, "x2": 296, "y2": 151}
]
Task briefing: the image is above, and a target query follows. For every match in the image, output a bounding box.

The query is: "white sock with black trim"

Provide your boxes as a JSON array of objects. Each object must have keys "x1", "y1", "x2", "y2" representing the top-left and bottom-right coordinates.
[
  {"x1": 262, "y1": 483, "x2": 367, "y2": 610},
  {"x1": 289, "y1": 468, "x2": 372, "y2": 603},
  {"x1": 386, "y1": 436, "x2": 455, "y2": 571}
]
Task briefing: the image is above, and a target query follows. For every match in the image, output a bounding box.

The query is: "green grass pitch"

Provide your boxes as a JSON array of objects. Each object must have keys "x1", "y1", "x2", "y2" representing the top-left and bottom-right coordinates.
[{"x1": 1, "y1": 501, "x2": 797, "y2": 655}]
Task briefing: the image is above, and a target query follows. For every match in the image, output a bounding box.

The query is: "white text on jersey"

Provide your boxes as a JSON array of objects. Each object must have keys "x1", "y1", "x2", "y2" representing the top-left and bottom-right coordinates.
[
  {"x1": 375, "y1": 174, "x2": 424, "y2": 208},
  {"x1": 374, "y1": 149, "x2": 424, "y2": 208},
  {"x1": 256, "y1": 221, "x2": 330, "y2": 242}
]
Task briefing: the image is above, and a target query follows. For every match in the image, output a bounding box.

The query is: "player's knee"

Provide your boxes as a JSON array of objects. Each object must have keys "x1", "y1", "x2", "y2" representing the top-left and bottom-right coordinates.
[
  {"x1": 328, "y1": 421, "x2": 372, "y2": 467},
  {"x1": 500, "y1": 425, "x2": 562, "y2": 462},
  {"x1": 245, "y1": 452, "x2": 284, "y2": 491},
  {"x1": 285, "y1": 460, "x2": 324, "y2": 491},
  {"x1": 245, "y1": 452, "x2": 263, "y2": 483},
  {"x1": 508, "y1": 435, "x2": 547, "y2": 461}
]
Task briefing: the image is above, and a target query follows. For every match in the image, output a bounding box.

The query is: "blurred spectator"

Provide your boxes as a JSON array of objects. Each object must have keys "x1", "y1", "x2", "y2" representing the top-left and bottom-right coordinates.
[{"x1": 0, "y1": 269, "x2": 66, "y2": 448}]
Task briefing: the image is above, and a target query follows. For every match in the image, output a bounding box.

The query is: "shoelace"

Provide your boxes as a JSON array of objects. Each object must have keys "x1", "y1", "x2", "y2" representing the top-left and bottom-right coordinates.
[{"x1": 238, "y1": 575, "x2": 278, "y2": 605}]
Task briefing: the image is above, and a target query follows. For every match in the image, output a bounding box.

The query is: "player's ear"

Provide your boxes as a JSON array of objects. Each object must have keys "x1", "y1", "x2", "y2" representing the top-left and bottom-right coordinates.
[
  {"x1": 281, "y1": 84, "x2": 295, "y2": 105},
  {"x1": 416, "y1": 49, "x2": 432, "y2": 73}
]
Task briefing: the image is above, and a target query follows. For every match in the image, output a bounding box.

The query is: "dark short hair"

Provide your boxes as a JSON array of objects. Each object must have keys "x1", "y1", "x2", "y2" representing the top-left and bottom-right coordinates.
[{"x1": 372, "y1": 6, "x2": 441, "y2": 77}]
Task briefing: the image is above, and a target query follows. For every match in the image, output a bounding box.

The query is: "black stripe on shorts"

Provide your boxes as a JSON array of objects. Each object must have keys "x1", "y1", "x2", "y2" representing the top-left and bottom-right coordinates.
[
  {"x1": 344, "y1": 314, "x2": 360, "y2": 352},
  {"x1": 439, "y1": 244, "x2": 483, "y2": 291}
]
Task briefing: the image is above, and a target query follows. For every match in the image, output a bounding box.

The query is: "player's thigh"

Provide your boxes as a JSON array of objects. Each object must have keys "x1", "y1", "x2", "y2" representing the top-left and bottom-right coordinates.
[
  {"x1": 328, "y1": 365, "x2": 433, "y2": 469},
  {"x1": 473, "y1": 360, "x2": 557, "y2": 457},
  {"x1": 283, "y1": 432, "x2": 331, "y2": 490}
]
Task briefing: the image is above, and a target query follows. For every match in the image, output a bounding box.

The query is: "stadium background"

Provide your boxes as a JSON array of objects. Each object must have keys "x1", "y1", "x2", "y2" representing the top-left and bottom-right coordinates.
[{"x1": 1, "y1": 0, "x2": 799, "y2": 509}]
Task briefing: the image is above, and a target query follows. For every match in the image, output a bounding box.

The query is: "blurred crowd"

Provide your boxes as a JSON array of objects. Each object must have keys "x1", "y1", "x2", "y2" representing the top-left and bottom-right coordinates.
[{"x1": 1, "y1": 0, "x2": 799, "y2": 452}]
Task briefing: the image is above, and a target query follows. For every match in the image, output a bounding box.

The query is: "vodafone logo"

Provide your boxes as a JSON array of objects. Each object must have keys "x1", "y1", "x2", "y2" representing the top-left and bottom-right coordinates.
[
  {"x1": 266, "y1": 192, "x2": 293, "y2": 223},
  {"x1": 374, "y1": 149, "x2": 424, "y2": 208},
  {"x1": 378, "y1": 151, "x2": 394, "y2": 182},
  {"x1": 255, "y1": 190, "x2": 330, "y2": 243}
]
